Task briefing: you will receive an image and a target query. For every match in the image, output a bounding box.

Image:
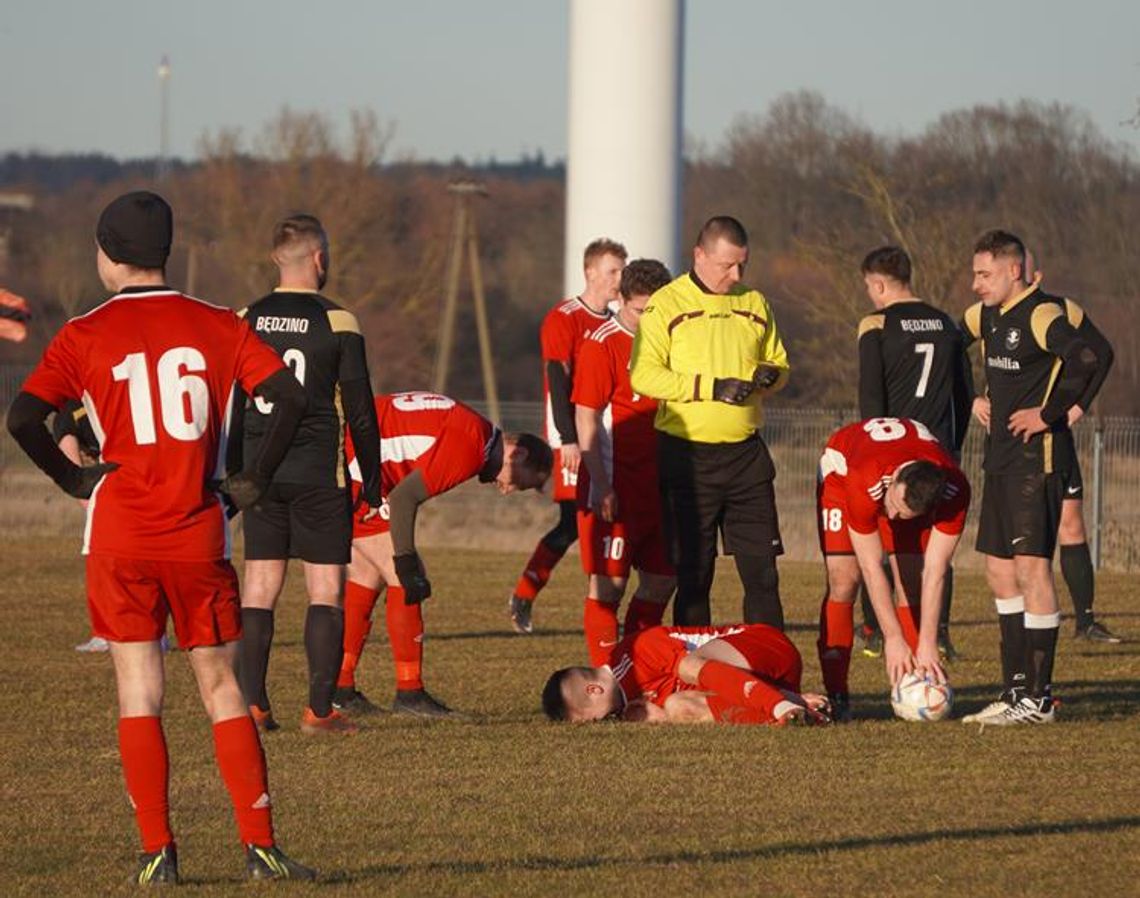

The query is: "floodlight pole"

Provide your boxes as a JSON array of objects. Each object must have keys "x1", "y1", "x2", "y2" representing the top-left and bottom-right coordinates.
[
  {"x1": 432, "y1": 181, "x2": 501, "y2": 422},
  {"x1": 158, "y1": 55, "x2": 171, "y2": 181}
]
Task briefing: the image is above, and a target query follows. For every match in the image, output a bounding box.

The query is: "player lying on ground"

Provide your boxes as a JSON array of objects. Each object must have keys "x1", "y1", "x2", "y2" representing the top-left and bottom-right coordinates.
[
  {"x1": 816, "y1": 418, "x2": 971, "y2": 721},
  {"x1": 543, "y1": 624, "x2": 829, "y2": 725},
  {"x1": 335, "y1": 392, "x2": 553, "y2": 717},
  {"x1": 573, "y1": 259, "x2": 676, "y2": 664}
]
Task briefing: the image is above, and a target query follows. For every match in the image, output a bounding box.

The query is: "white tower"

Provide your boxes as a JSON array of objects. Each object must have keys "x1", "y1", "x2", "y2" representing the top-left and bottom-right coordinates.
[{"x1": 563, "y1": 0, "x2": 684, "y2": 296}]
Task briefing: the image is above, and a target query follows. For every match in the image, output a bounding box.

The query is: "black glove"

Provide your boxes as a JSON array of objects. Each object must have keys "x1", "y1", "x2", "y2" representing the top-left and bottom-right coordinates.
[
  {"x1": 212, "y1": 471, "x2": 269, "y2": 511},
  {"x1": 752, "y1": 364, "x2": 782, "y2": 389},
  {"x1": 61, "y1": 462, "x2": 119, "y2": 499},
  {"x1": 394, "y1": 552, "x2": 432, "y2": 604},
  {"x1": 712, "y1": 377, "x2": 754, "y2": 405}
]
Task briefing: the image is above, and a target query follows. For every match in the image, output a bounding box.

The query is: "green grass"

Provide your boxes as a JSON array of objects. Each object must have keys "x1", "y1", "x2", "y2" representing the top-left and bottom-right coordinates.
[{"x1": 1, "y1": 540, "x2": 1137, "y2": 896}]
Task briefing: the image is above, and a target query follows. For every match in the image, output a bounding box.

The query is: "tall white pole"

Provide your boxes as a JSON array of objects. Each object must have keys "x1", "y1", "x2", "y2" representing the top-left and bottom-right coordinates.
[
  {"x1": 158, "y1": 55, "x2": 171, "y2": 181},
  {"x1": 564, "y1": 0, "x2": 684, "y2": 296}
]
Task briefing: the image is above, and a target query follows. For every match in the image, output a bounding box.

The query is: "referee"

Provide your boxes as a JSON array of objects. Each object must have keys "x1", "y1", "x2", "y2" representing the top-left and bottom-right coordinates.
[
  {"x1": 233, "y1": 214, "x2": 382, "y2": 735},
  {"x1": 630, "y1": 216, "x2": 789, "y2": 628}
]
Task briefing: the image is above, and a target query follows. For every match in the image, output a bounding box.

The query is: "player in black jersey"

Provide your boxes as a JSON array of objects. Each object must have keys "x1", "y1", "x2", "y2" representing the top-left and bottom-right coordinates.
[
  {"x1": 958, "y1": 230, "x2": 1101, "y2": 726},
  {"x1": 854, "y1": 247, "x2": 974, "y2": 660},
  {"x1": 231, "y1": 214, "x2": 383, "y2": 735}
]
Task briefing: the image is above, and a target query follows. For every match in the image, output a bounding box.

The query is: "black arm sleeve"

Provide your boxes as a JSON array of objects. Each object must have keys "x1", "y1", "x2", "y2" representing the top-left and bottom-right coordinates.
[
  {"x1": 387, "y1": 469, "x2": 429, "y2": 557},
  {"x1": 248, "y1": 368, "x2": 307, "y2": 481},
  {"x1": 950, "y1": 335, "x2": 975, "y2": 451},
  {"x1": 546, "y1": 360, "x2": 577, "y2": 445},
  {"x1": 1041, "y1": 322, "x2": 1098, "y2": 426},
  {"x1": 7, "y1": 392, "x2": 84, "y2": 492},
  {"x1": 341, "y1": 377, "x2": 381, "y2": 507},
  {"x1": 1074, "y1": 317, "x2": 1114, "y2": 412},
  {"x1": 857, "y1": 330, "x2": 887, "y2": 420},
  {"x1": 225, "y1": 389, "x2": 246, "y2": 477}
]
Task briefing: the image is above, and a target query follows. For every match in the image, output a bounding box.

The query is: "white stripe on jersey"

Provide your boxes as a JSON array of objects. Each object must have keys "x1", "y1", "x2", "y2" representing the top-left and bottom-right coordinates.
[
  {"x1": 867, "y1": 476, "x2": 891, "y2": 500},
  {"x1": 610, "y1": 655, "x2": 633, "y2": 681},
  {"x1": 381, "y1": 434, "x2": 437, "y2": 463},
  {"x1": 69, "y1": 290, "x2": 231, "y2": 322},
  {"x1": 348, "y1": 457, "x2": 363, "y2": 484},
  {"x1": 818, "y1": 447, "x2": 847, "y2": 480},
  {"x1": 667, "y1": 626, "x2": 746, "y2": 653}
]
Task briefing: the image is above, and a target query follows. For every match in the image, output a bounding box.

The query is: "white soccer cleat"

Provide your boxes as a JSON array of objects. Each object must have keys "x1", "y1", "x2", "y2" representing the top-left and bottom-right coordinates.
[
  {"x1": 75, "y1": 636, "x2": 110, "y2": 653},
  {"x1": 978, "y1": 695, "x2": 1055, "y2": 728}
]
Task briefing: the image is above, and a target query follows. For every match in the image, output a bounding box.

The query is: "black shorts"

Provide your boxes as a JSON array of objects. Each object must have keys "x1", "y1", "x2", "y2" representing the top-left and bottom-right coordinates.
[
  {"x1": 657, "y1": 431, "x2": 784, "y2": 563},
  {"x1": 1064, "y1": 457, "x2": 1083, "y2": 500},
  {"x1": 975, "y1": 470, "x2": 1064, "y2": 559},
  {"x1": 242, "y1": 483, "x2": 352, "y2": 564}
]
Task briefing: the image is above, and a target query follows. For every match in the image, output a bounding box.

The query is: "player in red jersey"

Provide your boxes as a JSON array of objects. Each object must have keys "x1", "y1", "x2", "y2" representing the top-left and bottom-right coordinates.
[
  {"x1": 333, "y1": 392, "x2": 553, "y2": 717},
  {"x1": 542, "y1": 624, "x2": 830, "y2": 725},
  {"x1": 816, "y1": 418, "x2": 971, "y2": 720},
  {"x1": 508, "y1": 238, "x2": 627, "y2": 634},
  {"x1": 573, "y1": 259, "x2": 676, "y2": 664},
  {"x1": 6, "y1": 192, "x2": 315, "y2": 883}
]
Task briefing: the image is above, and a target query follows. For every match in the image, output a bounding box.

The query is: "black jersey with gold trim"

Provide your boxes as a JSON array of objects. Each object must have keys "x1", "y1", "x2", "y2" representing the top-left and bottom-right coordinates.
[{"x1": 239, "y1": 289, "x2": 373, "y2": 489}]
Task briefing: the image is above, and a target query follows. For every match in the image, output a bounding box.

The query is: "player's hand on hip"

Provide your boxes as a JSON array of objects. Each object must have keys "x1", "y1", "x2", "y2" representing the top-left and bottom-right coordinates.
[
  {"x1": 883, "y1": 635, "x2": 915, "y2": 686},
  {"x1": 560, "y1": 442, "x2": 582, "y2": 475},
  {"x1": 1008, "y1": 406, "x2": 1047, "y2": 443},
  {"x1": 394, "y1": 552, "x2": 432, "y2": 604},
  {"x1": 64, "y1": 461, "x2": 119, "y2": 499},
  {"x1": 361, "y1": 504, "x2": 384, "y2": 522},
  {"x1": 972, "y1": 397, "x2": 991, "y2": 432},
  {"x1": 594, "y1": 486, "x2": 619, "y2": 523},
  {"x1": 1067, "y1": 405, "x2": 1084, "y2": 428},
  {"x1": 712, "y1": 377, "x2": 754, "y2": 405},
  {"x1": 211, "y1": 471, "x2": 268, "y2": 511}
]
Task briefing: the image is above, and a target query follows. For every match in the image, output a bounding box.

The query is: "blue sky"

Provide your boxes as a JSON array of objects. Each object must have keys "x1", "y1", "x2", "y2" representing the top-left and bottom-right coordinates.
[{"x1": 1, "y1": 0, "x2": 1137, "y2": 161}]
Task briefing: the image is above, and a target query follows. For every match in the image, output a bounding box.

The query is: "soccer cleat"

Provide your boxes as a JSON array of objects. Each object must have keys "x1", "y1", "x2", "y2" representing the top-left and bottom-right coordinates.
[
  {"x1": 509, "y1": 595, "x2": 534, "y2": 634},
  {"x1": 1076, "y1": 621, "x2": 1123, "y2": 644},
  {"x1": 858, "y1": 628, "x2": 883, "y2": 659},
  {"x1": 245, "y1": 843, "x2": 317, "y2": 881},
  {"x1": 827, "y1": 692, "x2": 852, "y2": 723},
  {"x1": 248, "y1": 705, "x2": 280, "y2": 733},
  {"x1": 132, "y1": 843, "x2": 179, "y2": 885},
  {"x1": 299, "y1": 707, "x2": 359, "y2": 735},
  {"x1": 960, "y1": 689, "x2": 1021, "y2": 724},
  {"x1": 332, "y1": 686, "x2": 381, "y2": 715},
  {"x1": 937, "y1": 626, "x2": 958, "y2": 661},
  {"x1": 75, "y1": 636, "x2": 110, "y2": 653},
  {"x1": 978, "y1": 695, "x2": 1056, "y2": 727},
  {"x1": 392, "y1": 688, "x2": 458, "y2": 719}
]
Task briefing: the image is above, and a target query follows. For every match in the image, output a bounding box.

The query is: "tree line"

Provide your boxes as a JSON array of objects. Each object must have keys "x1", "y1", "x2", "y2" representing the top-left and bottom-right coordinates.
[{"x1": 2, "y1": 93, "x2": 1136, "y2": 415}]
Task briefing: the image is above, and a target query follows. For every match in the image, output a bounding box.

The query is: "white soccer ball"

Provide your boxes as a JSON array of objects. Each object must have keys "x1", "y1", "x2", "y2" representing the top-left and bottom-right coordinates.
[{"x1": 890, "y1": 672, "x2": 953, "y2": 722}]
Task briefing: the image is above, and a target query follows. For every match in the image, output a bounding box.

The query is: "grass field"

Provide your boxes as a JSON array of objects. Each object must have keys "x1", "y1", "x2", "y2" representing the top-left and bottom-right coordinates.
[{"x1": 1, "y1": 537, "x2": 1138, "y2": 896}]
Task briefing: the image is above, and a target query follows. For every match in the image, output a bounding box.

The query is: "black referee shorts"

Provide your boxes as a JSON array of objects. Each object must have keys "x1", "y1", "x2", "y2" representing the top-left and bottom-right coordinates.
[
  {"x1": 242, "y1": 483, "x2": 352, "y2": 564},
  {"x1": 657, "y1": 431, "x2": 784, "y2": 564},
  {"x1": 975, "y1": 470, "x2": 1064, "y2": 560}
]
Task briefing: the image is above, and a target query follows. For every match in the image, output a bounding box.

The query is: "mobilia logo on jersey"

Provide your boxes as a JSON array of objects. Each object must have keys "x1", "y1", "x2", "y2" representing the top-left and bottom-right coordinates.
[{"x1": 1004, "y1": 328, "x2": 1021, "y2": 350}]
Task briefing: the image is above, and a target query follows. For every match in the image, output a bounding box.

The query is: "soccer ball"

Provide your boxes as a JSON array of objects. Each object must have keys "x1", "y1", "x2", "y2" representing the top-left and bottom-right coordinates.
[{"x1": 890, "y1": 672, "x2": 953, "y2": 722}]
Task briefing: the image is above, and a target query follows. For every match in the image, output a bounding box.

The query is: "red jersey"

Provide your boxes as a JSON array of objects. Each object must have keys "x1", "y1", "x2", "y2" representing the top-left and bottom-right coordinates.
[
  {"x1": 347, "y1": 391, "x2": 498, "y2": 498},
  {"x1": 540, "y1": 296, "x2": 611, "y2": 449},
  {"x1": 821, "y1": 418, "x2": 970, "y2": 536},
  {"x1": 608, "y1": 625, "x2": 748, "y2": 706},
  {"x1": 21, "y1": 289, "x2": 284, "y2": 560},
  {"x1": 571, "y1": 316, "x2": 660, "y2": 503}
]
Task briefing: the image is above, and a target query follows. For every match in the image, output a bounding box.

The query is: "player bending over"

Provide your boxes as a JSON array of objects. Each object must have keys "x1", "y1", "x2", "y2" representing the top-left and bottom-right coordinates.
[
  {"x1": 543, "y1": 624, "x2": 829, "y2": 725},
  {"x1": 817, "y1": 418, "x2": 971, "y2": 721},
  {"x1": 335, "y1": 391, "x2": 552, "y2": 717}
]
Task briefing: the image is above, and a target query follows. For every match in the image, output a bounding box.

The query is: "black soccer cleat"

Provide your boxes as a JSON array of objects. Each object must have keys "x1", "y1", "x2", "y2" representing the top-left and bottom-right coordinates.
[
  {"x1": 1076, "y1": 621, "x2": 1123, "y2": 644},
  {"x1": 509, "y1": 595, "x2": 534, "y2": 634},
  {"x1": 245, "y1": 843, "x2": 317, "y2": 881},
  {"x1": 332, "y1": 686, "x2": 382, "y2": 715},
  {"x1": 132, "y1": 843, "x2": 179, "y2": 885},
  {"x1": 827, "y1": 692, "x2": 852, "y2": 723},
  {"x1": 937, "y1": 625, "x2": 959, "y2": 661},
  {"x1": 392, "y1": 688, "x2": 458, "y2": 719}
]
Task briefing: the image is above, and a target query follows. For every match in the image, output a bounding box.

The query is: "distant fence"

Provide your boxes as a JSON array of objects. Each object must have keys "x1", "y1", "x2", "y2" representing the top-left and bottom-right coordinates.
[{"x1": 2, "y1": 365, "x2": 1138, "y2": 570}]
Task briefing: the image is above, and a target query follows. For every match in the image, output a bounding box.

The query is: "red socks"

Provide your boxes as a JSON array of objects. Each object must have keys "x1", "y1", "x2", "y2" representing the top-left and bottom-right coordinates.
[
  {"x1": 623, "y1": 597, "x2": 666, "y2": 635},
  {"x1": 583, "y1": 599, "x2": 620, "y2": 666},
  {"x1": 386, "y1": 586, "x2": 424, "y2": 691},
  {"x1": 696, "y1": 659, "x2": 785, "y2": 721},
  {"x1": 119, "y1": 716, "x2": 172, "y2": 852},
  {"x1": 514, "y1": 540, "x2": 566, "y2": 601},
  {"x1": 897, "y1": 604, "x2": 920, "y2": 650},
  {"x1": 212, "y1": 716, "x2": 274, "y2": 848},
  {"x1": 818, "y1": 598, "x2": 854, "y2": 696},
  {"x1": 338, "y1": 580, "x2": 381, "y2": 689}
]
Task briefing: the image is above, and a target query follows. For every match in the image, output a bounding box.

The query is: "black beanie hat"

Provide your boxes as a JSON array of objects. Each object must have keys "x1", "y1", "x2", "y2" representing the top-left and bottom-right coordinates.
[{"x1": 96, "y1": 191, "x2": 173, "y2": 268}]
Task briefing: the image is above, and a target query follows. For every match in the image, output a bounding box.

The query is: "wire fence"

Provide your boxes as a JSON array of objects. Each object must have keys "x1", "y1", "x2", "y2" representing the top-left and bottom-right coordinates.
[{"x1": 3, "y1": 365, "x2": 1138, "y2": 570}]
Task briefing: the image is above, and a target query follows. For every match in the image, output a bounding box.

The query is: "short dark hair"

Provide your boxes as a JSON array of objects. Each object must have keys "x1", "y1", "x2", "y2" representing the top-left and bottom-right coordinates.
[
  {"x1": 509, "y1": 432, "x2": 553, "y2": 481},
  {"x1": 583, "y1": 238, "x2": 627, "y2": 269},
  {"x1": 897, "y1": 460, "x2": 948, "y2": 516},
  {"x1": 696, "y1": 216, "x2": 748, "y2": 250},
  {"x1": 273, "y1": 213, "x2": 327, "y2": 251},
  {"x1": 861, "y1": 246, "x2": 911, "y2": 284},
  {"x1": 620, "y1": 259, "x2": 672, "y2": 299},
  {"x1": 541, "y1": 668, "x2": 576, "y2": 720},
  {"x1": 973, "y1": 229, "x2": 1026, "y2": 274}
]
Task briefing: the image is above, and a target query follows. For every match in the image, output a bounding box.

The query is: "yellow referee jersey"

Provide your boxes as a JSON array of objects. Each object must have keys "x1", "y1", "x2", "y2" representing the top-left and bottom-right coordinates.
[{"x1": 630, "y1": 272, "x2": 789, "y2": 443}]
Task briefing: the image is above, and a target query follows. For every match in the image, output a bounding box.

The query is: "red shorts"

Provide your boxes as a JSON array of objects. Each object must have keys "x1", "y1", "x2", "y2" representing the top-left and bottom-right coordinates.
[
  {"x1": 817, "y1": 475, "x2": 931, "y2": 556},
  {"x1": 350, "y1": 484, "x2": 390, "y2": 539},
  {"x1": 578, "y1": 501, "x2": 673, "y2": 579},
  {"x1": 551, "y1": 447, "x2": 579, "y2": 502},
  {"x1": 716, "y1": 626, "x2": 803, "y2": 692},
  {"x1": 86, "y1": 554, "x2": 241, "y2": 648}
]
